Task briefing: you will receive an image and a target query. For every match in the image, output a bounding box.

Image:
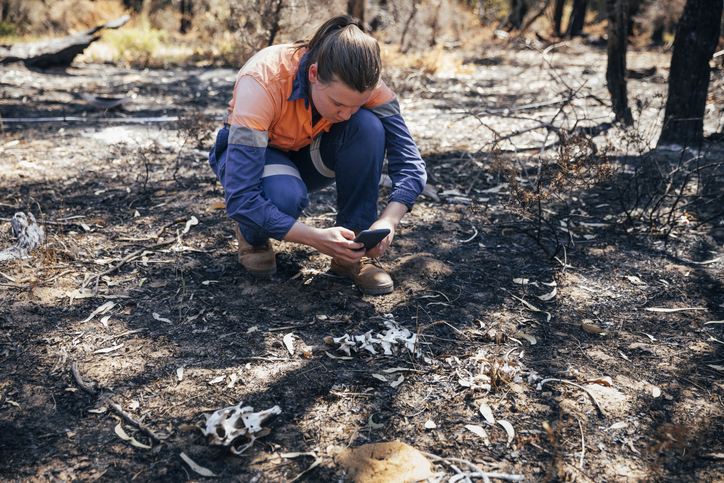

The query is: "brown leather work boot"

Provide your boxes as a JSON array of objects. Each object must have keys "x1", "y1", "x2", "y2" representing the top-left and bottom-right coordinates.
[
  {"x1": 235, "y1": 225, "x2": 276, "y2": 277},
  {"x1": 330, "y1": 257, "x2": 394, "y2": 295}
]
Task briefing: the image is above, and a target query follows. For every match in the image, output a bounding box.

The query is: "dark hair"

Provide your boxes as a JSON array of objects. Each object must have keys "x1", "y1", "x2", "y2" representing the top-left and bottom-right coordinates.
[{"x1": 295, "y1": 15, "x2": 381, "y2": 93}]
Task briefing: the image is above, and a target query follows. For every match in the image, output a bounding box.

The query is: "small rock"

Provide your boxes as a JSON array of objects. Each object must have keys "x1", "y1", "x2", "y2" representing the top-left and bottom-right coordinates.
[{"x1": 337, "y1": 442, "x2": 434, "y2": 483}]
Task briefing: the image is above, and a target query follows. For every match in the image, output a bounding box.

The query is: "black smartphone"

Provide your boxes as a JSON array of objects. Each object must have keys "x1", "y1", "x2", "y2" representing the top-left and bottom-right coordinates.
[{"x1": 353, "y1": 228, "x2": 391, "y2": 250}]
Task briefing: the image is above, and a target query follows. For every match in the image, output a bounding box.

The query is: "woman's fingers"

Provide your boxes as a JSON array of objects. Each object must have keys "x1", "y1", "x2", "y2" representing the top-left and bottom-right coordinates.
[{"x1": 365, "y1": 232, "x2": 393, "y2": 258}]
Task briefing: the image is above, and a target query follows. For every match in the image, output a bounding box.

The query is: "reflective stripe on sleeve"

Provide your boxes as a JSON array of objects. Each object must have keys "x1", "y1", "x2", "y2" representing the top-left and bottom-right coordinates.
[
  {"x1": 310, "y1": 133, "x2": 335, "y2": 178},
  {"x1": 261, "y1": 164, "x2": 302, "y2": 180},
  {"x1": 229, "y1": 125, "x2": 269, "y2": 147},
  {"x1": 366, "y1": 98, "x2": 401, "y2": 118}
]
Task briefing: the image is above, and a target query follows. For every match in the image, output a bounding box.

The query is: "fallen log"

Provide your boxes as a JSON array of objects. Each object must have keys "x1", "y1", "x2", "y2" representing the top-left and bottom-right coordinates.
[{"x1": 0, "y1": 15, "x2": 130, "y2": 68}]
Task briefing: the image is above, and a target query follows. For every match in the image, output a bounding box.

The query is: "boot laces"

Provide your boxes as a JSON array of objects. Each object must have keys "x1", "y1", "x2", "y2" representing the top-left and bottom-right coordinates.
[{"x1": 361, "y1": 257, "x2": 384, "y2": 268}]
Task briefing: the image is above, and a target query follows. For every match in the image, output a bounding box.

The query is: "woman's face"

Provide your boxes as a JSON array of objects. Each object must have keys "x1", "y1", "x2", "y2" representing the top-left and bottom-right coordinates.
[{"x1": 308, "y1": 63, "x2": 373, "y2": 123}]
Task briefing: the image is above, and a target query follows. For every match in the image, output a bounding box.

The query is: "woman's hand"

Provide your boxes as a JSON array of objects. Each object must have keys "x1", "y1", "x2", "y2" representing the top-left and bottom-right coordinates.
[
  {"x1": 364, "y1": 220, "x2": 395, "y2": 258},
  {"x1": 284, "y1": 201, "x2": 410, "y2": 261},
  {"x1": 364, "y1": 201, "x2": 408, "y2": 258},
  {"x1": 285, "y1": 223, "x2": 365, "y2": 264}
]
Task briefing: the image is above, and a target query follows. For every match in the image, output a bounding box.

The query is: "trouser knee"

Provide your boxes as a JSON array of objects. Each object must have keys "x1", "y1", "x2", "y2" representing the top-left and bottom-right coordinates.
[{"x1": 262, "y1": 174, "x2": 309, "y2": 220}]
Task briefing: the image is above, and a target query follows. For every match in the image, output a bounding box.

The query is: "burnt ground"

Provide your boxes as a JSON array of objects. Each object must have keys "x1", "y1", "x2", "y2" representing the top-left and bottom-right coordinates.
[{"x1": 1, "y1": 39, "x2": 724, "y2": 482}]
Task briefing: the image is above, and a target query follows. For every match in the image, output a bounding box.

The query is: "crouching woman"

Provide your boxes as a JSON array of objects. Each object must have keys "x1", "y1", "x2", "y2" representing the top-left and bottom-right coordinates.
[{"x1": 208, "y1": 15, "x2": 426, "y2": 295}]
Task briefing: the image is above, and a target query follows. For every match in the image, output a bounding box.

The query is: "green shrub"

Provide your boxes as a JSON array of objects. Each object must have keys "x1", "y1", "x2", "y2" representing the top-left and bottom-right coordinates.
[
  {"x1": 103, "y1": 17, "x2": 167, "y2": 66},
  {"x1": 0, "y1": 21, "x2": 16, "y2": 37}
]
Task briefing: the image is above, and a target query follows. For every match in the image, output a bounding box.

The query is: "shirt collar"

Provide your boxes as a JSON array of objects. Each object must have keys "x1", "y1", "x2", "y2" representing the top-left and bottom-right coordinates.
[{"x1": 288, "y1": 50, "x2": 311, "y2": 109}]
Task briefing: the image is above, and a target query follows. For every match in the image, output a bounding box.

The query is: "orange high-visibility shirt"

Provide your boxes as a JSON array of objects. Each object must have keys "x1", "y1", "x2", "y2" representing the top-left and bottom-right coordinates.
[{"x1": 226, "y1": 44, "x2": 396, "y2": 151}]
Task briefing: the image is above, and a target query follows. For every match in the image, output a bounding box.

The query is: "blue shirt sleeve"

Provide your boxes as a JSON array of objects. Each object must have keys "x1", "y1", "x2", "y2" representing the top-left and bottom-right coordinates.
[
  {"x1": 380, "y1": 113, "x2": 427, "y2": 210},
  {"x1": 223, "y1": 141, "x2": 297, "y2": 241},
  {"x1": 367, "y1": 98, "x2": 427, "y2": 210}
]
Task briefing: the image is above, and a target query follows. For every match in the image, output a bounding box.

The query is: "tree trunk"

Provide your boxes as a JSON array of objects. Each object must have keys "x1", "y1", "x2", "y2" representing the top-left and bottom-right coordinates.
[
  {"x1": 497, "y1": 0, "x2": 529, "y2": 31},
  {"x1": 122, "y1": 0, "x2": 144, "y2": 12},
  {"x1": 508, "y1": 0, "x2": 529, "y2": 30},
  {"x1": 658, "y1": 0, "x2": 723, "y2": 147},
  {"x1": 626, "y1": 0, "x2": 643, "y2": 39},
  {"x1": 606, "y1": 0, "x2": 633, "y2": 125},
  {"x1": 567, "y1": 0, "x2": 588, "y2": 37},
  {"x1": 552, "y1": 0, "x2": 565, "y2": 36},
  {"x1": 1, "y1": 0, "x2": 9, "y2": 23},
  {"x1": 399, "y1": 0, "x2": 419, "y2": 52},
  {"x1": 429, "y1": 0, "x2": 441, "y2": 46},
  {"x1": 521, "y1": 0, "x2": 551, "y2": 34},
  {"x1": 180, "y1": 0, "x2": 191, "y2": 34},
  {"x1": 347, "y1": 0, "x2": 365, "y2": 25},
  {"x1": 265, "y1": 0, "x2": 284, "y2": 46}
]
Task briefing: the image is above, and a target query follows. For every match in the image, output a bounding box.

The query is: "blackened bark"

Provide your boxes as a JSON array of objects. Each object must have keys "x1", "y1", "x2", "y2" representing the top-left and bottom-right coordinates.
[
  {"x1": 521, "y1": 0, "x2": 551, "y2": 34},
  {"x1": 567, "y1": 0, "x2": 588, "y2": 37},
  {"x1": 347, "y1": 0, "x2": 365, "y2": 25},
  {"x1": 180, "y1": 0, "x2": 191, "y2": 34},
  {"x1": 1, "y1": 0, "x2": 9, "y2": 22},
  {"x1": 499, "y1": 0, "x2": 529, "y2": 31},
  {"x1": 265, "y1": 0, "x2": 284, "y2": 46},
  {"x1": 399, "y1": 0, "x2": 419, "y2": 52},
  {"x1": 122, "y1": 0, "x2": 144, "y2": 12},
  {"x1": 626, "y1": 0, "x2": 643, "y2": 39},
  {"x1": 658, "y1": 0, "x2": 723, "y2": 147},
  {"x1": 553, "y1": 0, "x2": 565, "y2": 36},
  {"x1": 606, "y1": 0, "x2": 633, "y2": 125}
]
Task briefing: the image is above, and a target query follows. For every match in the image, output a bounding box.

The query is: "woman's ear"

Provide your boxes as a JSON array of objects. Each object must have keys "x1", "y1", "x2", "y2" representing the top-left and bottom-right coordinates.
[{"x1": 308, "y1": 62, "x2": 319, "y2": 84}]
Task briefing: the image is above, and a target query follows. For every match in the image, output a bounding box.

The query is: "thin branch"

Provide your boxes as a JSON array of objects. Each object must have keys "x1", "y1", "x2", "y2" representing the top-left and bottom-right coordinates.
[
  {"x1": 420, "y1": 452, "x2": 524, "y2": 481},
  {"x1": 539, "y1": 378, "x2": 608, "y2": 417},
  {"x1": 578, "y1": 418, "x2": 585, "y2": 468},
  {"x1": 71, "y1": 360, "x2": 98, "y2": 396},
  {"x1": 72, "y1": 360, "x2": 161, "y2": 443},
  {"x1": 104, "y1": 398, "x2": 162, "y2": 443},
  {"x1": 82, "y1": 238, "x2": 176, "y2": 295}
]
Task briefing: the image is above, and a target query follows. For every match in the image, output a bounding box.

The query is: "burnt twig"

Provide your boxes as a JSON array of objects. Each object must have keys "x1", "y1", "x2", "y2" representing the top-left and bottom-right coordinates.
[
  {"x1": 72, "y1": 360, "x2": 161, "y2": 443},
  {"x1": 82, "y1": 238, "x2": 176, "y2": 295}
]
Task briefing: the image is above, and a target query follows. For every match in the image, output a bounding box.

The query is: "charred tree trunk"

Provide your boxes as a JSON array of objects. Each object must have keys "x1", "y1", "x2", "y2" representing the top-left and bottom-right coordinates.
[
  {"x1": 1, "y1": 0, "x2": 10, "y2": 22},
  {"x1": 606, "y1": 0, "x2": 633, "y2": 125},
  {"x1": 429, "y1": 0, "x2": 441, "y2": 46},
  {"x1": 567, "y1": 0, "x2": 588, "y2": 37},
  {"x1": 552, "y1": 0, "x2": 565, "y2": 36},
  {"x1": 658, "y1": 0, "x2": 722, "y2": 147},
  {"x1": 521, "y1": 0, "x2": 551, "y2": 34},
  {"x1": 180, "y1": 0, "x2": 191, "y2": 34},
  {"x1": 626, "y1": 0, "x2": 643, "y2": 39},
  {"x1": 265, "y1": 0, "x2": 284, "y2": 46},
  {"x1": 399, "y1": 0, "x2": 419, "y2": 52},
  {"x1": 347, "y1": 0, "x2": 365, "y2": 25},
  {"x1": 499, "y1": 0, "x2": 529, "y2": 31},
  {"x1": 122, "y1": 0, "x2": 144, "y2": 12}
]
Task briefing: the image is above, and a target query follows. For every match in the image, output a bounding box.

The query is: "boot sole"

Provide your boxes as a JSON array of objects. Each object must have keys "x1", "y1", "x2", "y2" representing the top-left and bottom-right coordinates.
[
  {"x1": 359, "y1": 283, "x2": 394, "y2": 295},
  {"x1": 244, "y1": 265, "x2": 277, "y2": 278}
]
